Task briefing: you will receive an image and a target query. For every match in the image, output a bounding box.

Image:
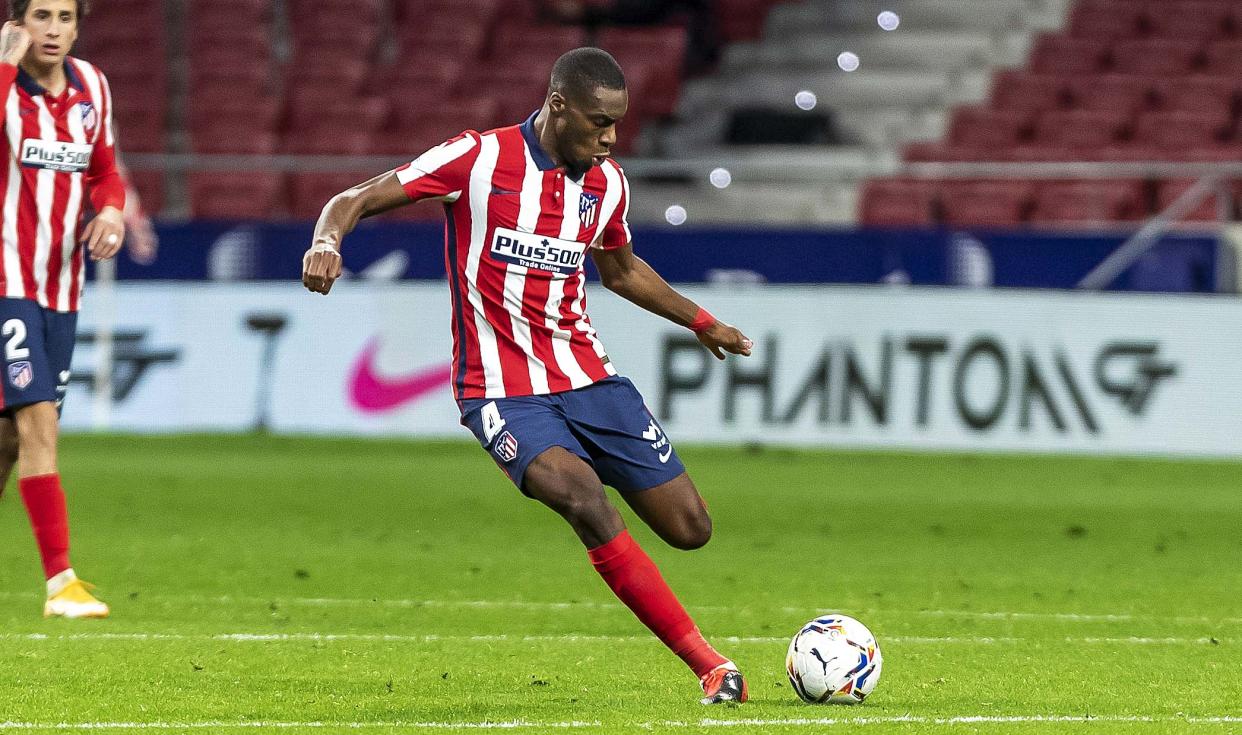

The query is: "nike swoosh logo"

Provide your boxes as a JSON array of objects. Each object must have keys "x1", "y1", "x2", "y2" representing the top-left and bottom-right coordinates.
[
  {"x1": 348, "y1": 337, "x2": 452, "y2": 413},
  {"x1": 659, "y1": 446, "x2": 672, "y2": 464}
]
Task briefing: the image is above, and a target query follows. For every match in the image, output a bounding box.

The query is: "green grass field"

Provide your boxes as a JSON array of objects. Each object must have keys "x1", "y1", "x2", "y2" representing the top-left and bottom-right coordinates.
[{"x1": 0, "y1": 436, "x2": 1239, "y2": 734}]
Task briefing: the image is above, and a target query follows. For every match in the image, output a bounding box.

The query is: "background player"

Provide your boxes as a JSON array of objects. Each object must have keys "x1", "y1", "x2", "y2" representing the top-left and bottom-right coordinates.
[
  {"x1": 0, "y1": 0, "x2": 125, "y2": 618},
  {"x1": 303, "y1": 48, "x2": 754, "y2": 704}
]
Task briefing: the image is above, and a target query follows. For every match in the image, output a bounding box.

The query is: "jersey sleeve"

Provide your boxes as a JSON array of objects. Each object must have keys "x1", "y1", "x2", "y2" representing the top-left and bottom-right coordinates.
[
  {"x1": 597, "y1": 163, "x2": 632, "y2": 251},
  {"x1": 394, "y1": 131, "x2": 480, "y2": 203},
  {"x1": 85, "y1": 70, "x2": 126, "y2": 213}
]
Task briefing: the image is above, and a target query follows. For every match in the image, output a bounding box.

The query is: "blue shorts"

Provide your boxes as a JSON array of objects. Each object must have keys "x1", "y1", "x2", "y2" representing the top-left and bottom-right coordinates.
[
  {"x1": 0, "y1": 298, "x2": 76, "y2": 415},
  {"x1": 460, "y1": 376, "x2": 686, "y2": 495}
]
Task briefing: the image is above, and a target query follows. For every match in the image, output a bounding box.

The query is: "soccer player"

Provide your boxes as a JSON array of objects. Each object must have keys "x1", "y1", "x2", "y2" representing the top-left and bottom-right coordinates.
[
  {"x1": 303, "y1": 48, "x2": 753, "y2": 704},
  {"x1": 0, "y1": 0, "x2": 125, "y2": 618}
]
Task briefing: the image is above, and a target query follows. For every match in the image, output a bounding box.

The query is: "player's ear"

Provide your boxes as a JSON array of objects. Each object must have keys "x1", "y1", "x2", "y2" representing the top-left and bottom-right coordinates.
[{"x1": 547, "y1": 92, "x2": 566, "y2": 115}]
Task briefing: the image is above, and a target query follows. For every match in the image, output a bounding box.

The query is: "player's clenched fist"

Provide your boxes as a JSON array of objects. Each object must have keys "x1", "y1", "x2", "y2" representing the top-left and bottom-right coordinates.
[
  {"x1": 697, "y1": 321, "x2": 754, "y2": 361},
  {"x1": 0, "y1": 21, "x2": 31, "y2": 66},
  {"x1": 80, "y1": 206, "x2": 125, "y2": 261},
  {"x1": 302, "y1": 240, "x2": 342, "y2": 295}
]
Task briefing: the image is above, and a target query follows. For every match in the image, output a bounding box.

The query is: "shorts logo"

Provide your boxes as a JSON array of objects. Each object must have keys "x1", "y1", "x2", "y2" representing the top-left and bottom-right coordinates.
[
  {"x1": 489, "y1": 227, "x2": 586, "y2": 276},
  {"x1": 642, "y1": 420, "x2": 672, "y2": 464},
  {"x1": 8, "y1": 360, "x2": 32, "y2": 390},
  {"x1": 579, "y1": 192, "x2": 601, "y2": 228},
  {"x1": 494, "y1": 430, "x2": 519, "y2": 463}
]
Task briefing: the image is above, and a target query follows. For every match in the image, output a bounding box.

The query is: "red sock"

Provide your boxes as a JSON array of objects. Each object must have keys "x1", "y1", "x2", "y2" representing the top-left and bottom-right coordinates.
[
  {"x1": 18, "y1": 473, "x2": 71, "y2": 579},
  {"x1": 588, "y1": 530, "x2": 728, "y2": 678}
]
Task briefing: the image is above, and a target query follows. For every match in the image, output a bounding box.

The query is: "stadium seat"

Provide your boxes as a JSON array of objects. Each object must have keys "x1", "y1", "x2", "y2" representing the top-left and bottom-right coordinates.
[
  {"x1": 1132, "y1": 110, "x2": 1230, "y2": 152},
  {"x1": 938, "y1": 181, "x2": 1033, "y2": 227},
  {"x1": 597, "y1": 26, "x2": 687, "y2": 118},
  {"x1": 1154, "y1": 76, "x2": 1237, "y2": 116},
  {"x1": 397, "y1": 0, "x2": 505, "y2": 27},
  {"x1": 858, "y1": 179, "x2": 935, "y2": 227},
  {"x1": 1143, "y1": 2, "x2": 1233, "y2": 40},
  {"x1": 189, "y1": 172, "x2": 285, "y2": 220},
  {"x1": 286, "y1": 93, "x2": 390, "y2": 135},
  {"x1": 989, "y1": 71, "x2": 1068, "y2": 112},
  {"x1": 1066, "y1": 75, "x2": 1154, "y2": 113},
  {"x1": 1067, "y1": 0, "x2": 1145, "y2": 38},
  {"x1": 1029, "y1": 180, "x2": 1145, "y2": 223},
  {"x1": 126, "y1": 169, "x2": 165, "y2": 217},
  {"x1": 1033, "y1": 110, "x2": 1128, "y2": 149},
  {"x1": 491, "y1": 25, "x2": 589, "y2": 64},
  {"x1": 191, "y1": 126, "x2": 280, "y2": 155},
  {"x1": 1204, "y1": 40, "x2": 1242, "y2": 76},
  {"x1": 395, "y1": 20, "x2": 492, "y2": 62},
  {"x1": 718, "y1": 0, "x2": 784, "y2": 42},
  {"x1": 289, "y1": 172, "x2": 379, "y2": 219},
  {"x1": 1109, "y1": 39, "x2": 1203, "y2": 75},
  {"x1": 187, "y1": 93, "x2": 282, "y2": 135},
  {"x1": 947, "y1": 107, "x2": 1030, "y2": 148},
  {"x1": 1030, "y1": 34, "x2": 1105, "y2": 74}
]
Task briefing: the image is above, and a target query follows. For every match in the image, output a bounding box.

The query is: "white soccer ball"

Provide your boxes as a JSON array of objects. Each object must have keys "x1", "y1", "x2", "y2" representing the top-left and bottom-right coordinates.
[{"x1": 786, "y1": 614, "x2": 883, "y2": 704}]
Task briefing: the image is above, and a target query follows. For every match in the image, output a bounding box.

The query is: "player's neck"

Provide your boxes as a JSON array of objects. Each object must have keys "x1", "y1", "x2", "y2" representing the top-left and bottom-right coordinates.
[
  {"x1": 21, "y1": 59, "x2": 67, "y2": 96},
  {"x1": 532, "y1": 108, "x2": 566, "y2": 170}
]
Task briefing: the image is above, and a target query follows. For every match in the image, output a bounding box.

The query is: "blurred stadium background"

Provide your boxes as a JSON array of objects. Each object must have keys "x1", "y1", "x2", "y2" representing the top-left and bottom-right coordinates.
[{"x1": 68, "y1": 0, "x2": 1242, "y2": 451}]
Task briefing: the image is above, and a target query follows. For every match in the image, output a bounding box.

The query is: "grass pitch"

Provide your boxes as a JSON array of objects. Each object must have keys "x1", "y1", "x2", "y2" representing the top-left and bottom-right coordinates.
[{"x1": 0, "y1": 435, "x2": 1239, "y2": 734}]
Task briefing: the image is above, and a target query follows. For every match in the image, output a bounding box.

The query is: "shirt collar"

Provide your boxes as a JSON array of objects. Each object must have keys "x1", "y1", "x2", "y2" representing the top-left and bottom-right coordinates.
[
  {"x1": 16, "y1": 61, "x2": 82, "y2": 97},
  {"x1": 520, "y1": 110, "x2": 558, "y2": 172}
]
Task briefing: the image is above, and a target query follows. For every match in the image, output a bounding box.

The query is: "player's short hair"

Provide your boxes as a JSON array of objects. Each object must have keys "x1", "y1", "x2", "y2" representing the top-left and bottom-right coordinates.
[
  {"x1": 8, "y1": 0, "x2": 89, "y2": 22},
  {"x1": 549, "y1": 47, "x2": 626, "y2": 103}
]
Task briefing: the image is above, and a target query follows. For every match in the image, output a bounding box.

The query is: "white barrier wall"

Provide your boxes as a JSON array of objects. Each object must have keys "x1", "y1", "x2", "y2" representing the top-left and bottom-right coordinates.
[{"x1": 63, "y1": 283, "x2": 1242, "y2": 457}]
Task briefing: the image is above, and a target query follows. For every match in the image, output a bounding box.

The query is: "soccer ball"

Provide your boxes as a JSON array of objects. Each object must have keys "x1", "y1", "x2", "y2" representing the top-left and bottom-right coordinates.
[{"x1": 786, "y1": 614, "x2": 883, "y2": 704}]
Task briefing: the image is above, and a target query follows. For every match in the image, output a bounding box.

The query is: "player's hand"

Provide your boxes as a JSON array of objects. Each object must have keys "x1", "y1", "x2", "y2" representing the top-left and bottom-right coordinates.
[
  {"x1": 0, "y1": 22, "x2": 31, "y2": 66},
  {"x1": 302, "y1": 240, "x2": 342, "y2": 295},
  {"x1": 80, "y1": 206, "x2": 125, "y2": 261},
  {"x1": 125, "y1": 212, "x2": 159, "y2": 265},
  {"x1": 697, "y1": 320, "x2": 753, "y2": 360}
]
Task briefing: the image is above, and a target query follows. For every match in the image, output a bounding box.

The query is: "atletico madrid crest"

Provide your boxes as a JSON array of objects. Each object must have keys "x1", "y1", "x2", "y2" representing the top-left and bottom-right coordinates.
[
  {"x1": 579, "y1": 192, "x2": 600, "y2": 228},
  {"x1": 8, "y1": 360, "x2": 32, "y2": 390}
]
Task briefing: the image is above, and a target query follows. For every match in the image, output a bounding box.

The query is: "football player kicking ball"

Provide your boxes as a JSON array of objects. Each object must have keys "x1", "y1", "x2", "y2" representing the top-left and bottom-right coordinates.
[
  {"x1": 0, "y1": 1, "x2": 126, "y2": 618},
  {"x1": 303, "y1": 48, "x2": 753, "y2": 703}
]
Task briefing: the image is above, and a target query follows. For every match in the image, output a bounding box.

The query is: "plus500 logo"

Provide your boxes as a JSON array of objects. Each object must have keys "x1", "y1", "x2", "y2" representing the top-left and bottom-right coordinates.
[{"x1": 490, "y1": 227, "x2": 585, "y2": 276}]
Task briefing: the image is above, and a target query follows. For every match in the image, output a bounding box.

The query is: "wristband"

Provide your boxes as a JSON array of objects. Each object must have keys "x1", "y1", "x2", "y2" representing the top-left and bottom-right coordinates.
[{"x1": 688, "y1": 307, "x2": 716, "y2": 334}]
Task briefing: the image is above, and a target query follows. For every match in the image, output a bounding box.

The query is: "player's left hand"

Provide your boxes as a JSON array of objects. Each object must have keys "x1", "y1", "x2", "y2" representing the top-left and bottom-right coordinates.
[
  {"x1": 697, "y1": 320, "x2": 754, "y2": 360},
  {"x1": 80, "y1": 206, "x2": 125, "y2": 261},
  {"x1": 302, "y1": 240, "x2": 343, "y2": 295},
  {"x1": 125, "y1": 212, "x2": 159, "y2": 265}
]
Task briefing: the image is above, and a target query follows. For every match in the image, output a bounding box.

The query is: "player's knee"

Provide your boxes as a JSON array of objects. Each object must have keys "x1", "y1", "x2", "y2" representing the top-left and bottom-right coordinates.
[{"x1": 668, "y1": 512, "x2": 712, "y2": 550}]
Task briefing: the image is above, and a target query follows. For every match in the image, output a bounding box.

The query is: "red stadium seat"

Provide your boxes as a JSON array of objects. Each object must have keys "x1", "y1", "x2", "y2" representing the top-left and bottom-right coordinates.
[
  {"x1": 1143, "y1": 2, "x2": 1233, "y2": 40},
  {"x1": 189, "y1": 172, "x2": 286, "y2": 220},
  {"x1": 395, "y1": 20, "x2": 491, "y2": 61},
  {"x1": 451, "y1": 70, "x2": 547, "y2": 127},
  {"x1": 1066, "y1": 75, "x2": 1154, "y2": 113},
  {"x1": 397, "y1": 0, "x2": 505, "y2": 26},
  {"x1": 289, "y1": 172, "x2": 378, "y2": 219},
  {"x1": 1029, "y1": 180, "x2": 1145, "y2": 223},
  {"x1": 126, "y1": 169, "x2": 165, "y2": 217},
  {"x1": 1030, "y1": 34, "x2": 1105, "y2": 75},
  {"x1": 938, "y1": 181, "x2": 1033, "y2": 227},
  {"x1": 1132, "y1": 110, "x2": 1230, "y2": 151},
  {"x1": 1154, "y1": 76, "x2": 1237, "y2": 116},
  {"x1": 1156, "y1": 178, "x2": 1230, "y2": 221},
  {"x1": 990, "y1": 72, "x2": 1068, "y2": 112},
  {"x1": 191, "y1": 126, "x2": 280, "y2": 155},
  {"x1": 717, "y1": 0, "x2": 784, "y2": 42},
  {"x1": 286, "y1": 93, "x2": 390, "y2": 134},
  {"x1": 1204, "y1": 40, "x2": 1242, "y2": 76},
  {"x1": 187, "y1": 93, "x2": 282, "y2": 134},
  {"x1": 1068, "y1": 0, "x2": 1145, "y2": 38},
  {"x1": 284, "y1": 129, "x2": 378, "y2": 155},
  {"x1": 1033, "y1": 110, "x2": 1128, "y2": 149},
  {"x1": 947, "y1": 107, "x2": 1030, "y2": 148},
  {"x1": 1109, "y1": 39, "x2": 1203, "y2": 75},
  {"x1": 597, "y1": 26, "x2": 687, "y2": 118},
  {"x1": 858, "y1": 179, "x2": 935, "y2": 227},
  {"x1": 491, "y1": 25, "x2": 589, "y2": 63}
]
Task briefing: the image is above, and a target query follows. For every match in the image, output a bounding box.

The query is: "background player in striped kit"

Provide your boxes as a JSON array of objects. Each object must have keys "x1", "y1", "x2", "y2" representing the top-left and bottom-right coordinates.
[
  {"x1": 0, "y1": 0, "x2": 125, "y2": 618},
  {"x1": 303, "y1": 48, "x2": 754, "y2": 703}
]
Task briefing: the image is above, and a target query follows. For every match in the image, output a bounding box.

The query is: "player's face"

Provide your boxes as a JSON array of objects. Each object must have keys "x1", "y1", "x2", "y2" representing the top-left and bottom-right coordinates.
[
  {"x1": 555, "y1": 86, "x2": 628, "y2": 173},
  {"x1": 20, "y1": 0, "x2": 78, "y2": 67}
]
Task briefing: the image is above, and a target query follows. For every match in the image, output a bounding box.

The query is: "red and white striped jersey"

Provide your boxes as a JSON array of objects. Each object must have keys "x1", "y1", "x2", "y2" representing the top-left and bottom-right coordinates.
[
  {"x1": 0, "y1": 58, "x2": 125, "y2": 313},
  {"x1": 395, "y1": 113, "x2": 632, "y2": 401}
]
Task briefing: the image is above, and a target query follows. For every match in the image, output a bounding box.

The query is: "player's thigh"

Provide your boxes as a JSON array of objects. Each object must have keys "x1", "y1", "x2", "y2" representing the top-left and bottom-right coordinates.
[
  {"x1": 522, "y1": 445, "x2": 624, "y2": 546},
  {"x1": 459, "y1": 394, "x2": 591, "y2": 496},
  {"x1": 0, "y1": 298, "x2": 61, "y2": 414},
  {"x1": 619, "y1": 472, "x2": 713, "y2": 550}
]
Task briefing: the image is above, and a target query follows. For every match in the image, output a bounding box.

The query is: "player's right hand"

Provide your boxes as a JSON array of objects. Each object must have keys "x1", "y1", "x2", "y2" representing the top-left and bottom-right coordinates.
[
  {"x1": 302, "y1": 240, "x2": 342, "y2": 295},
  {"x1": 0, "y1": 22, "x2": 31, "y2": 66}
]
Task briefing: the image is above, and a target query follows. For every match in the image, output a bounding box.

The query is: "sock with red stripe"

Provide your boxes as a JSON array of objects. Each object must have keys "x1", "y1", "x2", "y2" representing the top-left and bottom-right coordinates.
[
  {"x1": 588, "y1": 529, "x2": 728, "y2": 678},
  {"x1": 18, "y1": 473, "x2": 72, "y2": 579}
]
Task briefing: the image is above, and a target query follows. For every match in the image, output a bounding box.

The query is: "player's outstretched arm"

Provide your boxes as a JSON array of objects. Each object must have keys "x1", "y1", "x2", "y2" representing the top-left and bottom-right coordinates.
[
  {"x1": 302, "y1": 171, "x2": 409, "y2": 295},
  {"x1": 591, "y1": 244, "x2": 753, "y2": 360}
]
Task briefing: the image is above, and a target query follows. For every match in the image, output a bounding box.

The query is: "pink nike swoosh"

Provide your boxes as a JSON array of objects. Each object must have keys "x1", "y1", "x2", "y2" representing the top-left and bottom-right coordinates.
[{"x1": 348, "y1": 338, "x2": 452, "y2": 413}]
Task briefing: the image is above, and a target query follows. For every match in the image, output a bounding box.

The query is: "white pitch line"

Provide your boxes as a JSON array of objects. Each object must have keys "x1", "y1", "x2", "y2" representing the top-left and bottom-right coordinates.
[
  {"x1": 4, "y1": 591, "x2": 1237, "y2": 626},
  {"x1": 0, "y1": 632, "x2": 1222, "y2": 645},
  {"x1": 2, "y1": 715, "x2": 1241, "y2": 731}
]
